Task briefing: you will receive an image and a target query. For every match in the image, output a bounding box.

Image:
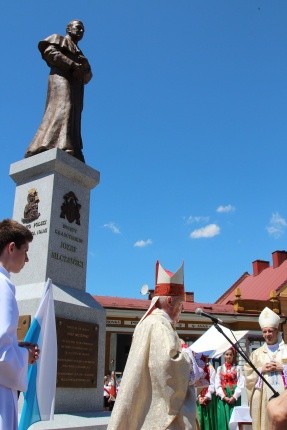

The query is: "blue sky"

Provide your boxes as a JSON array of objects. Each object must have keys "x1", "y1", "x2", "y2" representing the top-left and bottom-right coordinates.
[{"x1": 1, "y1": 1, "x2": 287, "y2": 303}]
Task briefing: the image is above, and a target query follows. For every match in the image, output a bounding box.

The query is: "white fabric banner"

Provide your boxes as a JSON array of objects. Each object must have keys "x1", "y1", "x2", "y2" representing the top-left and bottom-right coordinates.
[{"x1": 189, "y1": 325, "x2": 248, "y2": 358}]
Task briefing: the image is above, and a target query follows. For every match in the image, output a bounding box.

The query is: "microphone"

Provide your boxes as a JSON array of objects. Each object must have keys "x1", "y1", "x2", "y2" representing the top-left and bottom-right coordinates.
[{"x1": 195, "y1": 308, "x2": 224, "y2": 325}]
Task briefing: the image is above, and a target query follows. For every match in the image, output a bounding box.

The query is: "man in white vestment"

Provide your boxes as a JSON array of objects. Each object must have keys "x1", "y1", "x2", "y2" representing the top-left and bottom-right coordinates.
[
  {"x1": 107, "y1": 260, "x2": 197, "y2": 430},
  {"x1": 244, "y1": 307, "x2": 287, "y2": 430},
  {"x1": 0, "y1": 219, "x2": 40, "y2": 430}
]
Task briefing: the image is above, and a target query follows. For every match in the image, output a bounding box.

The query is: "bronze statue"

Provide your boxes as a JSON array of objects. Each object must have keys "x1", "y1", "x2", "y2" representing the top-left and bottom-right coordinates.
[{"x1": 25, "y1": 20, "x2": 92, "y2": 163}]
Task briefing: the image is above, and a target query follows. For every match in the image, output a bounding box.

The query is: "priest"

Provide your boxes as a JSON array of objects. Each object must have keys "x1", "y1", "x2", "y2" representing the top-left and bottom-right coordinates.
[
  {"x1": 244, "y1": 307, "x2": 287, "y2": 430},
  {"x1": 107, "y1": 260, "x2": 197, "y2": 430}
]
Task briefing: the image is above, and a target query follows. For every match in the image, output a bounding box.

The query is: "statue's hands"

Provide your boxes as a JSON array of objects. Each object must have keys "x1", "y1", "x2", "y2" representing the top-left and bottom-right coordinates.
[
  {"x1": 72, "y1": 63, "x2": 84, "y2": 80},
  {"x1": 78, "y1": 55, "x2": 90, "y2": 70}
]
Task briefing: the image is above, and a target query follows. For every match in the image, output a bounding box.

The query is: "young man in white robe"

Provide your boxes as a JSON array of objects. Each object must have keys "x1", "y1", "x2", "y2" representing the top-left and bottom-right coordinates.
[
  {"x1": 244, "y1": 307, "x2": 287, "y2": 430},
  {"x1": 0, "y1": 219, "x2": 40, "y2": 430},
  {"x1": 108, "y1": 260, "x2": 199, "y2": 430}
]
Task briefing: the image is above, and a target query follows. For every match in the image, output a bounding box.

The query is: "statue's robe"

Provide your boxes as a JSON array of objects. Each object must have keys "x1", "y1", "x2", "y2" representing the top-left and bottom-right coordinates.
[{"x1": 25, "y1": 34, "x2": 92, "y2": 162}]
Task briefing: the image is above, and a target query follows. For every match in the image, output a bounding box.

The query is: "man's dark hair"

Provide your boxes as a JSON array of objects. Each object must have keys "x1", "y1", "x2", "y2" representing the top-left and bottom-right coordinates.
[{"x1": 0, "y1": 219, "x2": 33, "y2": 255}]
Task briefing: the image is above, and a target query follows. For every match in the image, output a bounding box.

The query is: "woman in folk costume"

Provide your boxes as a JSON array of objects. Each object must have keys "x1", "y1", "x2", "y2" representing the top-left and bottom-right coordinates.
[
  {"x1": 103, "y1": 375, "x2": 111, "y2": 410},
  {"x1": 215, "y1": 347, "x2": 244, "y2": 429},
  {"x1": 107, "y1": 371, "x2": 118, "y2": 411},
  {"x1": 195, "y1": 354, "x2": 217, "y2": 430},
  {"x1": 244, "y1": 307, "x2": 287, "y2": 430},
  {"x1": 179, "y1": 346, "x2": 216, "y2": 430},
  {"x1": 108, "y1": 261, "x2": 197, "y2": 430}
]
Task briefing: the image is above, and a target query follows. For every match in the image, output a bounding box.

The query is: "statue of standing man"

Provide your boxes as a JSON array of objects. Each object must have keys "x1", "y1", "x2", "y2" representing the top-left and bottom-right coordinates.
[{"x1": 25, "y1": 20, "x2": 92, "y2": 163}]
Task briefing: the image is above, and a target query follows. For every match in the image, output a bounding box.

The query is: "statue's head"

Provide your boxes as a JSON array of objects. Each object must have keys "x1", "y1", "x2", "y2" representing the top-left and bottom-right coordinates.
[{"x1": 66, "y1": 20, "x2": 85, "y2": 42}]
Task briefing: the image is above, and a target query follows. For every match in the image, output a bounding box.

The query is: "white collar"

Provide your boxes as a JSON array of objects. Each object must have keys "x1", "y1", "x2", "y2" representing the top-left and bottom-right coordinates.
[
  {"x1": 0, "y1": 265, "x2": 10, "y2": 279},
  {"x1": 160, "y1": 309, "x2": 173, "y2": 323},
  {"x1": 267, "y1": 342, "x2": 279, "y2": 352}
]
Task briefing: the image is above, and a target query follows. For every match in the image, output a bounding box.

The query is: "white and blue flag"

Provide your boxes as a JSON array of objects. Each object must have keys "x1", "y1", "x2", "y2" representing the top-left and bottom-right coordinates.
[{"x1": 19, "y1": 278, "x2": 57, "y2": 430}]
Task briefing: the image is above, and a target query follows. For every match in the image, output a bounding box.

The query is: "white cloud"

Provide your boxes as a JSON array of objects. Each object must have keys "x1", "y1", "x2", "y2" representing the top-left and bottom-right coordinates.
[
  {"x1": 190, "y1": 223, "x2": 220, "y2": 239},
  {"x1": 216, "y1": 204, "x2": 235, "y2": 213},
  {"x1": 184, "y1": 215, "x2": 209, "y2": 224},
  {"x1": 266, "y1": 212, "x2": 287, "y2": 238},
  {"x1": 134, "y1": 239, "x2": 153, "y2": 248},
  {"x1": 103, "y1": 222, "x2": 121, "y2": 234}
]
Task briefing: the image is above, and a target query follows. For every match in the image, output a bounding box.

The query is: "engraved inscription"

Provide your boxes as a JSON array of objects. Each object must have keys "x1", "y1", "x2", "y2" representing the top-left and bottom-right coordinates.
[
  {"x1": 51, "y1": 251, "x2": 84, "y2": 268},
  {"x1": 56, "y1": 317, "x2": 98, "y2": 388},
  {"x1": 188, "y1": 323, "x2": 211, "y2": 329},
  {"x1": 52, "y1": 223, "x2": 84, "y2": 269},
  {"x1": 54, "y1": 227, "x2": 83, "y2": 244},
  {"x1": 124, "y1": 320, "x2": 138, "y2": 326},
  {"x1": 176, "y1": 323, "x2": 186, "y2": 328},
  {"x1": 107, "y1": 320, "x2": 121, "y2": 326},
  {"x1": 60, "y1": 241, "x2": 77, "y2": 253},
  {"x1": 25, "y1": 219, "x2": 48, "y2": 236}
]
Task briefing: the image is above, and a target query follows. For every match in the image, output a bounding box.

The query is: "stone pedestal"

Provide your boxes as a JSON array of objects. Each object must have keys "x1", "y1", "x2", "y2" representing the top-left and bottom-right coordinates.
[{"x1": 9, "y1": 149, "x2": 106, "y2": 419}]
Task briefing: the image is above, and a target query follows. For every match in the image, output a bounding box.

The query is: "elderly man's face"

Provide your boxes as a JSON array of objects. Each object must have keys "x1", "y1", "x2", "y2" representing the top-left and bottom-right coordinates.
[
  {"x1": 262, "y1": 327, "x2": 279, "y2": 345},
  {"x1": 167, "y1": 297, "x2": 184, "y2": 324},
  {"x1": 67, "y1": 21, "x2": 84, "y2": 42}
]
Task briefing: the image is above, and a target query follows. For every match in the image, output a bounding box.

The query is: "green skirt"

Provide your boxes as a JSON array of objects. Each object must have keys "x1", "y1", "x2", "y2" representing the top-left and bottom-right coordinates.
[
  {"x1": 216, "y1": 385, "x2": 241, "y2": 430},
  {"x1": 197, "y1": 394, "x2": 217, "y2": 430}
]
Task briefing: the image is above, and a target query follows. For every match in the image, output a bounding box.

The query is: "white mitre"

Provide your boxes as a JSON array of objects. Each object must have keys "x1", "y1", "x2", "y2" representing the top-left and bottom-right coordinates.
[
  {"x1": 258, "y1": 307, "x2": 280, "y2": 329},
  {"x1": 137, "y1": 260, "x2": 184, "y2": 326}
]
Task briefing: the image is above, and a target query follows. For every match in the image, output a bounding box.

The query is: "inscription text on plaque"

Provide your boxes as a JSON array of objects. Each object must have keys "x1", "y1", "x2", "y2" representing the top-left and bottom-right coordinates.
[{"x1": 56, "y1": 317, "x2": 98, "y2": 388}]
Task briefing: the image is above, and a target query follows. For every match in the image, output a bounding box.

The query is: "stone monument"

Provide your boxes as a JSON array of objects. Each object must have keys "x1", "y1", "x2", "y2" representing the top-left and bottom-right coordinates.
[{"x1": 8, "y1": 20, "x2": 109, "y2": 430}]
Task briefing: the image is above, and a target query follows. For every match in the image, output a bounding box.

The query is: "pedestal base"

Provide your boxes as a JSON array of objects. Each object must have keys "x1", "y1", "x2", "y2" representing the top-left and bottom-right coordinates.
[
  {"x1": 10, "y1": 149, "x2": 105, "y2": 415},
  {"x1": 17, "y1": 282, "x2": 106, "y2": 413},
  {"x1": 21, "y1": 412, "x2": 110, "y2": 430}
]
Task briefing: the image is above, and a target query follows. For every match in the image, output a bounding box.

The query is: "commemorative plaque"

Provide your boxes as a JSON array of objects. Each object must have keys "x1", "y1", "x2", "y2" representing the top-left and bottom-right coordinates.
[{"x1": 56, "y1": 317, "x2": 99, "y2": 388}]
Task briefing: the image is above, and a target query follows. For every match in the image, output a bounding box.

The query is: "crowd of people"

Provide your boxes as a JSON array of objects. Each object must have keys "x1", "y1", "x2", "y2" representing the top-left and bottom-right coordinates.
[
  {"x1": 105, "y1": 260, "x2": 287, "y2": 430},
  {"x1": 2, "y1": 217, "x2": 287, "y2": 430},
  {"x1": 103, "y1": 371, "x2": 121, "y2": 411},
  {"x1": 105, "y1": 346, "x2": 246, "y2": 429},
  {"x1": 106, "y1": 260, "x2": 248, "y2": 430}
]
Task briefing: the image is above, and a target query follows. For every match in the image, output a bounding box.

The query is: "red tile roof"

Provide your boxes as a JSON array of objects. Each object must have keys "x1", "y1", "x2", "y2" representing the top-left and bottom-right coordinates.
[
  {"x1": 94, "y1": 296, "x2": 150, "y2": 310},
  {"x1": 216, "y1": 259, "x2": 287, "y2": 304},
  {"x1": 94, "y1": 295, "x2": 234, "y2": 316}
]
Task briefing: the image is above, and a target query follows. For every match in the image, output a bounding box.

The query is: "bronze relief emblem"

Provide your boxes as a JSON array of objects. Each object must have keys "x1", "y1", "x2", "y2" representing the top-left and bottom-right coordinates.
[
  {"x1": 22, "y1": 188, "x2": 41, "y2": 223},
  {"x1": 60, "y1": 191, "x2": 81, "y2": 225}
]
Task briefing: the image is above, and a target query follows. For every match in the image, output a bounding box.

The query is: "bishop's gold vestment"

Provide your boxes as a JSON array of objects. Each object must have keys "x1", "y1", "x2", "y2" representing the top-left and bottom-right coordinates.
[
  {"x1": 244, "y1": 341, "x2": 287, "y2": 430},
  {"x1": 107, "y1": 309, "x2": 195, "y2": 430}
]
